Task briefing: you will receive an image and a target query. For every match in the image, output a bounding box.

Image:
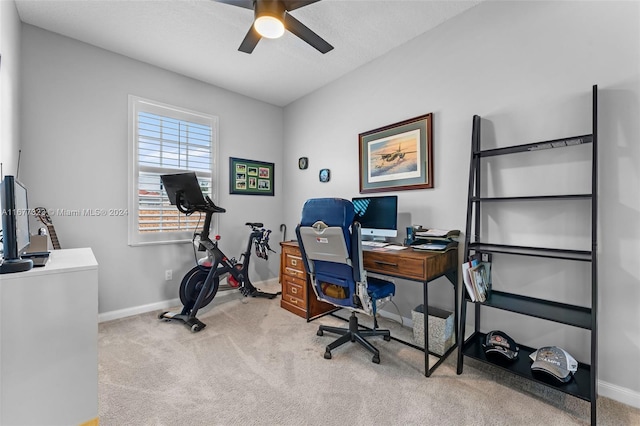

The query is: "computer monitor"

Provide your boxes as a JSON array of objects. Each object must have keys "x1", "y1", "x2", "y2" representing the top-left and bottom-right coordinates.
[
  {"x1": 352, "y1": 195, "x2": 398, "y2": 240},
  {"x1": 0, "y1": 175, "x2": 33, "y2": 274}
]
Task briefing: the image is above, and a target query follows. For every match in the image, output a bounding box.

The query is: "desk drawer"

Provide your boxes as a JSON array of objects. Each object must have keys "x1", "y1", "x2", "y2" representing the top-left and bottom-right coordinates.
[
  {"x1": 284, "y1": 266, "x2": 306, "y2": 280},
  {"x1": 363, "y1": 251, "x2": 425, "y2": 281},
  {"x1": 282, "y1": 279, "x2": 304, "y2": 310},
  {"x1": 283, "y1": 274, "x2": 306, "y2": 298},
  {"x1": 284, "y1": 253, "x2": 305, "y2": 273}
]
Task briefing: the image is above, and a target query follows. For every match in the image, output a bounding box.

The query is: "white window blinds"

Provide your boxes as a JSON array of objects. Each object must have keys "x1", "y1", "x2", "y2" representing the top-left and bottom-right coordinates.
[{"x1": 129, "y1": 96, "x2": 218, "y2": 246}]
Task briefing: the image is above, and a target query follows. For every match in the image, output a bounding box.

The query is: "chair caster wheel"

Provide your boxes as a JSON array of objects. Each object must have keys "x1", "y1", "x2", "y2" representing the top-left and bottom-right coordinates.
[
  {"x1": 317, "y1": 329, "x2": 323, "y2": 336},
  {"x1": 191, "y1": 324, "x2": 203, "y2": 333},
  {"x1": 384, "y1": 335, "x2": 391, "y2": 341},
  {"x1": 372, "y1": 355, "x2": 380, "y2": 364},
  {"x1": 158, "y1": 311, "x2": 168, "y2": 320},
  {"x1": 324, "y1": 350, "x2": 332, "y2": 360}
]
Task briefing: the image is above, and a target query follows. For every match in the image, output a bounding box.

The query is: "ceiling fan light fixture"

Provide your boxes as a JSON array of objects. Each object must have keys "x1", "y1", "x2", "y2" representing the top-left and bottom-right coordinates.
[
  {"x1": 253, "y1": 0, "x2": 286, "y2": 39},
  {"x1": 254, "y1": 15, "x2": 285, "y2": 39},
  {"x1": 230, "y1": 0, "x2": 332, "y2": 54}
]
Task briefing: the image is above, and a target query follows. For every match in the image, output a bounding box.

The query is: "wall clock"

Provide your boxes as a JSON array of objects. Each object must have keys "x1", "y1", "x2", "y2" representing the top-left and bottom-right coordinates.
[
  {"x1": 319, "y1": 169, "x2": 330, "y2": 183},
  {"x1": 298, "y1": 157, "x2": 308, "y2": 170}
]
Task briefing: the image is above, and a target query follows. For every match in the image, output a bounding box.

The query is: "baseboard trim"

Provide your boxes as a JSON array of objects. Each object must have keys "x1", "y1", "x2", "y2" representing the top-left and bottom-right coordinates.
[
  {"x1": 377, "y1": 310, "x2": 413, "y2": 328},
  {"x1": 98, "y1": 278, "x2": 280, "y2": 323},
  {"x1": 598, "y1": 379, "x2": 640, "y2": 409},
  {"x1": 98, "y1": 298, "x2": 181, "y2": 323}
]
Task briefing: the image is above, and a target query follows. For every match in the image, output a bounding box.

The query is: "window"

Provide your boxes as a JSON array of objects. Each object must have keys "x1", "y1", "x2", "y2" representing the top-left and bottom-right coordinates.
[{"x1": 128, "y1": 96, "x2": 218, "y2": 246}]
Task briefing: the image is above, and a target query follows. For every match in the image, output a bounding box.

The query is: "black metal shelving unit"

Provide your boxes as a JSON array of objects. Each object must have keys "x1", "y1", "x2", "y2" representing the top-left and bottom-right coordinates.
[{"x1": 456, "y1": 86, "x2": 598, "y2": 425}]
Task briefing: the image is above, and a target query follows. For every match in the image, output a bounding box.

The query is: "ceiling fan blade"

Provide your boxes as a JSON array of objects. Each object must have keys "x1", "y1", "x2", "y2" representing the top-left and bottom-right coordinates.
[
  {"x1": 282, "y1": 0, "x2": 321, "y2": 12},
  {"x1": 215, "y1": 0, "x2": 255, "y2": 10},
  {"x1": 284, "y1": 13, "x2": 333, "y2": 54},
  {"x1": 238, "y1": 26, "x2": 262, "y2": 53}
]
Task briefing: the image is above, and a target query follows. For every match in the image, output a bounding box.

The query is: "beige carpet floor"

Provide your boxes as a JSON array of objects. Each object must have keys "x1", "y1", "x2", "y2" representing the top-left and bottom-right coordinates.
[{"x1": 98, "y1": 282, "x2": 640, "y2": 425}]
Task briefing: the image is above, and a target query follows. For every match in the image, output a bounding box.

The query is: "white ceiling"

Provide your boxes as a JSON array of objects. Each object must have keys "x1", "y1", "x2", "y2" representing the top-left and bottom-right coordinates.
[{"x1": 15, "y1": 0, "x2": 481, "y2": 106}]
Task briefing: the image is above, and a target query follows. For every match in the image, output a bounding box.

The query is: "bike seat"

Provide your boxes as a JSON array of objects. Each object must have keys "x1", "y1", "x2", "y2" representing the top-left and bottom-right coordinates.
[{"x1": 246, "y1": 222, "x2": 263, "y2": 228}]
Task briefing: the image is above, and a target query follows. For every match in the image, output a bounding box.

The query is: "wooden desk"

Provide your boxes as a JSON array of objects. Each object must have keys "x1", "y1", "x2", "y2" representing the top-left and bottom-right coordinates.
[
  {"x1": 363, "y1": 246, "x2": 458, "y2": 377},
  {"x1": 280, "y1": 241, "x2": 458, "y2": 377}
]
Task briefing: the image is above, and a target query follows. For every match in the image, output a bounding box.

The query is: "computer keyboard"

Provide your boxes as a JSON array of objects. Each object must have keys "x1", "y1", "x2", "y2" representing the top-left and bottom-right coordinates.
[{"x1": 361, "y1": 241, "x2": 389, "y2": 247}]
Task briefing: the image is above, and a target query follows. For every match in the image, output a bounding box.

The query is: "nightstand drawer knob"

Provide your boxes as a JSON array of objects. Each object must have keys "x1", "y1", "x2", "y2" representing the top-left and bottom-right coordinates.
[
  {"x1": 291, "y1": 287, "x2": 297, "y2": 294},
  {"x1": 291, "y1": 259, "x2": 298, "y2": 266}
]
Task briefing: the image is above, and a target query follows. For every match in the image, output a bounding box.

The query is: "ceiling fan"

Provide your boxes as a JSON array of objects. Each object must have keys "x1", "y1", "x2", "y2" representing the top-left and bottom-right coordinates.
[{"x1": 216, "y1": 0, "x2": 334, "y2": 54}]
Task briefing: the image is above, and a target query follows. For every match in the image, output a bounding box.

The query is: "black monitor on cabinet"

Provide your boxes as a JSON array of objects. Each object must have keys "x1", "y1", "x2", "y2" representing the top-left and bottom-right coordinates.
[{"x1": 0, "y1": 175, "x2": 33, "y2": 274}]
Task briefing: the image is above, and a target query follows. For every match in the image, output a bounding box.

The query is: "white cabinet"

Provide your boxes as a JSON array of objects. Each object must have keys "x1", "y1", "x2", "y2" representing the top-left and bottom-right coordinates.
[{"x1": 0, "y1": 248, "x2": 98, "y2": 426}]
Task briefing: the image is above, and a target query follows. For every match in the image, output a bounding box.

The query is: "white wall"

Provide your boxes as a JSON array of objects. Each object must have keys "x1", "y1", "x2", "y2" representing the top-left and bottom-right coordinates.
[
  {"x1": 283, "y1": 1, "x2": 640, "y2": 405},
  {"x1": 20, "y1": 25, "x2": 285, "y2": 314},
  {"x1": 0, "y1": 0, "x2": 21, "y2": 179}
]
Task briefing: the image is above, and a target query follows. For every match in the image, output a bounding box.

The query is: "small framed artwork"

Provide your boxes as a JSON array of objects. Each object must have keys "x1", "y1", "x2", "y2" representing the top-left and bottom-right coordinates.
[
  {"x1": 319, "y1": 168, "x2": 331, "y2": 183},
  {"x1": 298, "y1": 157, "x2": 309, "y2": 170},
  {"x1": 358, "y1": 113, "x2": 433, "y2": 193},
  {"x1": 229, "y1": 157, "x2": 274, "y2": 196}
]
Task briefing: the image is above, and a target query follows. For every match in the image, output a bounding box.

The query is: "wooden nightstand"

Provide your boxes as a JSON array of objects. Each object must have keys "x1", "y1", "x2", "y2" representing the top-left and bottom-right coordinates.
[{"x1": 280, "y1": 241, "x2": 334, "y2": 320}]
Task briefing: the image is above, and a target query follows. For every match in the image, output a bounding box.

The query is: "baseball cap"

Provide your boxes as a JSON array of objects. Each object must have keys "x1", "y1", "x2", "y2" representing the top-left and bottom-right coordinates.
[
  {"x1": 529, "y1": 346, "x2": 578, "y2": 383},
  {"x1": 483, "y1": 330, "x2": 519, "y2": 361}
]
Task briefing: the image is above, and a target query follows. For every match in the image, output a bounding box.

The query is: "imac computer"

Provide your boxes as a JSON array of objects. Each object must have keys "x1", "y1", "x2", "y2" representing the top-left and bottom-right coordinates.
[
  {"x1": 0, "y1": 175, "x2": 33, "y2": 274},
  {"x1": 352, "y1": 195, "x2": 398, "y2": 241}
]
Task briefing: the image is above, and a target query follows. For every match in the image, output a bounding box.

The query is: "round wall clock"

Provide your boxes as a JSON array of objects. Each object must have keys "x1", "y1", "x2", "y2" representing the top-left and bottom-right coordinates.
[
  {"x1": 298, "y1": 157, "x2": 308, "y2": 170},
  {"x1": 319, "y1": 168, "x2": 330, "y2": 183}
]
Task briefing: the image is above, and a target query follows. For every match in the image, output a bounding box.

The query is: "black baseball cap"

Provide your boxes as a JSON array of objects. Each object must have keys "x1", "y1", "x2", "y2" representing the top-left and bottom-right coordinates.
[{"x1": 483, "y1": 330, "x2": 519, "y2": 361}]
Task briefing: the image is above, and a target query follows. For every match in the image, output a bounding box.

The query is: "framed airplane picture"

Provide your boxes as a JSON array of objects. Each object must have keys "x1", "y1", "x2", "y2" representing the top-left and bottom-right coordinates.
[{"x1": 358, "y1": 113, "x2": 433, "y2": 193}]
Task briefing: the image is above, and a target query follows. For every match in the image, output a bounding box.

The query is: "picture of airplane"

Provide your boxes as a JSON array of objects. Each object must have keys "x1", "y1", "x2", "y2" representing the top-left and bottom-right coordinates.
[
  {"x1": 372, "y1": 144, "x2": 416, "y2": 168},
  {"x1": 366, "y1": 129, "x2": 422, "y2": 180}
]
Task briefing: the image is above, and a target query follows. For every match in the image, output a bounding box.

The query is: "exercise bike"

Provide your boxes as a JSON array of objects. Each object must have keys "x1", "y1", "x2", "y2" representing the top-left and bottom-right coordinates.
[{"x1": 158, "y1": 172, "x2": 281, "y2": 332}]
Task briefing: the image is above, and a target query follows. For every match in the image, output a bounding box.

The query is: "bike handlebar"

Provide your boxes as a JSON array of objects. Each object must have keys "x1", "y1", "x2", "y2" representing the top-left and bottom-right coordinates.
[{"x1": 176, "y1": 192, "x2": 226, "y2": 215}]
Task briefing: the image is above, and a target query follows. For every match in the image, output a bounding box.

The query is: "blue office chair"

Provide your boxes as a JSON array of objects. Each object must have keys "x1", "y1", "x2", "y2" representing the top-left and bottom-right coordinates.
[{"x1": 296, "y1": 198, "x2": 395, "y2": 364}]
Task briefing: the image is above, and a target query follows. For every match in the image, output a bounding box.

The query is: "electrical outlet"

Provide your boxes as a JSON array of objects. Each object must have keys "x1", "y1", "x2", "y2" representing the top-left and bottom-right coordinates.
[
  {"x1": 165, "y1": 269, "x2": 173, "y2": 281},
  {"x1": 481, "y1": 253, "x2": 492, "y2": 263}
]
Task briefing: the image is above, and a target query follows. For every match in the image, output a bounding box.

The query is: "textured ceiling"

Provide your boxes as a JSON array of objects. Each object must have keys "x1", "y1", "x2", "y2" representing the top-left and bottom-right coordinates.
[{"x1": 15, "y1": 0, "x2": 481, "y2": 106}]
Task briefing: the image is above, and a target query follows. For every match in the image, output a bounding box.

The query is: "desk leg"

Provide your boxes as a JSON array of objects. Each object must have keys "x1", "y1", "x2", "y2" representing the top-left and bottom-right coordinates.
[
  {"x1": 445, "y1": 267, "x2": 464, "y2": 374},
  {"x1": 423, "y1": 281, "x2": 430, "y2": 377},
  {"x1": 424, "y1": 268, "x2": 458, "y2": 377}
]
